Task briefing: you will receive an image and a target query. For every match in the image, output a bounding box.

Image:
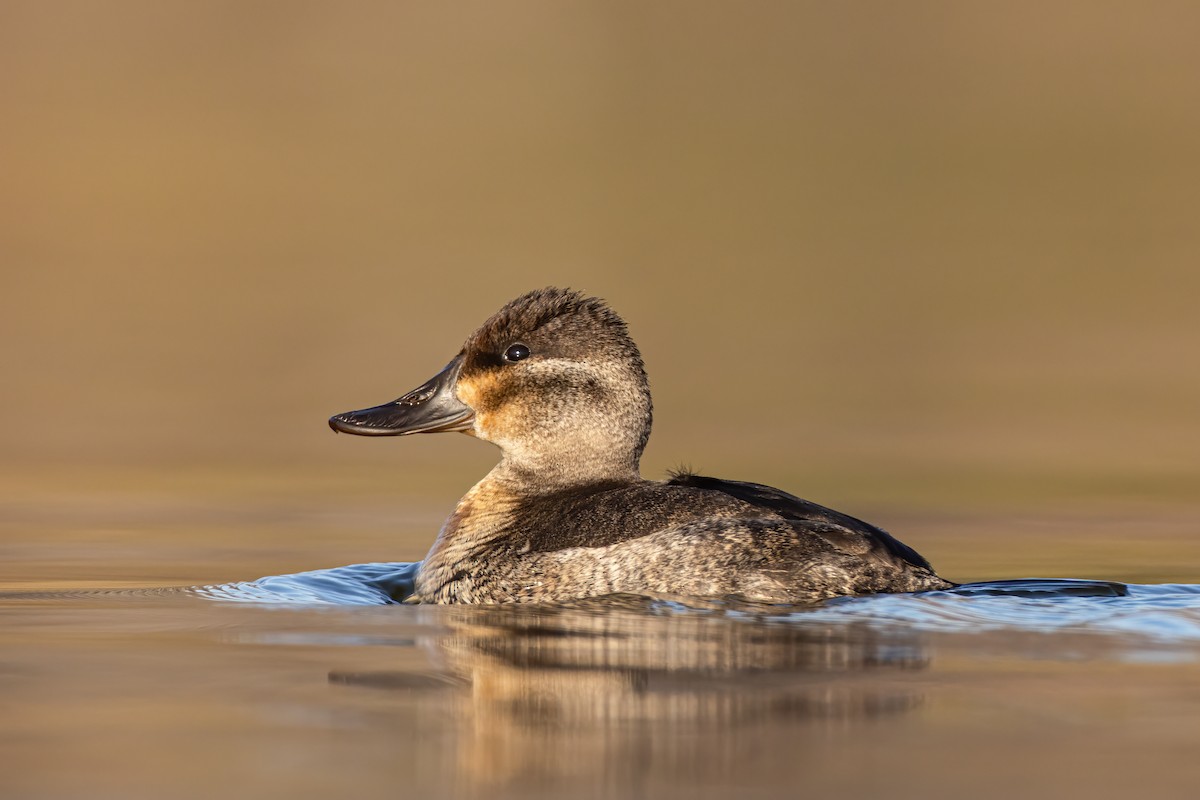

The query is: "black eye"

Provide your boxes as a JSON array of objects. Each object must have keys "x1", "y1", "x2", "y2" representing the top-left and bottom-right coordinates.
[{"x1": 503, "y1": 343, "x2": 530, "y2": 363}]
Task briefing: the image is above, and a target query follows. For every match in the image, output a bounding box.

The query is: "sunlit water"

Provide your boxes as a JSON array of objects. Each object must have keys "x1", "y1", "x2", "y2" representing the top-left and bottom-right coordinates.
[
  {"x1": 200, "y1": 561, "x2": 1200, "y2": 646},
  {"x1": 8, "y1": 562, "x2": 1200, "y2": 798}
]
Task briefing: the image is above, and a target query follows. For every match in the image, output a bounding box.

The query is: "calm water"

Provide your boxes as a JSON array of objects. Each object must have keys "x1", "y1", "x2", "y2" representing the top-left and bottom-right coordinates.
[
  {"x1": 6, "y1": 2, "x2": 1200, "y2": 796},
  {"x1": 6, "y1": 556, "x2": 1200, "y2": 799}
]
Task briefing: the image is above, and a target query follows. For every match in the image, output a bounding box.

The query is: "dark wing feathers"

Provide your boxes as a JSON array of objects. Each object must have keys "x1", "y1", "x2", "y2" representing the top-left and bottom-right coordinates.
[{"x1": 667, "y1": 473, "x2": 935, "y2": 571}]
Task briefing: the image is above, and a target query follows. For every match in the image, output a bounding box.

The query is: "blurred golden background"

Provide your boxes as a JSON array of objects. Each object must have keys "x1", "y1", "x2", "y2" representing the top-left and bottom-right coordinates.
[{"x1": 2, "y1": 1, "x2": 1198, "y2": 583}]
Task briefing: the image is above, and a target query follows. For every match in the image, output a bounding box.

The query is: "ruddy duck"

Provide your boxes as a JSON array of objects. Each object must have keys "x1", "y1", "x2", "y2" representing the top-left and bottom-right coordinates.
[{"x1": 330, "y1": 288, "x2": 952, "y2": 603}]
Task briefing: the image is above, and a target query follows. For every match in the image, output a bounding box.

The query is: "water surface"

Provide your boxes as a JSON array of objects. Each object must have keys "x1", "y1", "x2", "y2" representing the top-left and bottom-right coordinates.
[{"x1": 6, "y1": 551, "x2": 1200, "y2": 799}]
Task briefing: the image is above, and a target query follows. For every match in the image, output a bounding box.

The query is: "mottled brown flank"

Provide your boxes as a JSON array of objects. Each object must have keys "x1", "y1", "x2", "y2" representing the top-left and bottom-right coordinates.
[
  {"x1": 413, "y1": 477, "x2": 951, "y2": 603},
  {"x1": 499, "y1": 482, "x2": 751, "y2": 552}
]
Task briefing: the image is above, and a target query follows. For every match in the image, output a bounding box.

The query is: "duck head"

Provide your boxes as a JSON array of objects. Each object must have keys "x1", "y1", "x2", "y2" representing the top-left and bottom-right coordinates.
[{"x1": 329, "y1": 288, "x2": 653, "y2": 487}]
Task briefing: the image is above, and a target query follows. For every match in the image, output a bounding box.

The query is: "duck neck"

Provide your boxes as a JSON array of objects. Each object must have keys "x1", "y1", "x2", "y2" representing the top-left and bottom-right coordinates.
[{"x1": 489, "y1": 449, "x2": 641, "y2": 495}]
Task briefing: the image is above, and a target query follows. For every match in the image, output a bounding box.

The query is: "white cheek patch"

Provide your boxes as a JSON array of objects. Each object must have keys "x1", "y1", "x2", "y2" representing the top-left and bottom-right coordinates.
[{"x1": 465, "y1": 357, "x2": 635, "y2": 461}]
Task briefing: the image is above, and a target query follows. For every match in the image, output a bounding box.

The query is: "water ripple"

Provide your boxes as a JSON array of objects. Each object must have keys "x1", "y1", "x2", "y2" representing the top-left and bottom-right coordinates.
[
  {"x1": 201, "y1": 563, "x2": 1200, "y2": 643},
  {"x1": 198, "y1": 562, "x2": 417, "y2": 605},
  {"x1": 804, "y1": 582, "x2": 1200, "y2": 641}
]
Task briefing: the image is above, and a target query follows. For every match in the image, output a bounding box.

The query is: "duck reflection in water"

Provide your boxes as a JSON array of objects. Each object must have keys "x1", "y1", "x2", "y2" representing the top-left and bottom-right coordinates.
[{"x1": 330, "y1": 603, "x2": 929, "y2": 789}]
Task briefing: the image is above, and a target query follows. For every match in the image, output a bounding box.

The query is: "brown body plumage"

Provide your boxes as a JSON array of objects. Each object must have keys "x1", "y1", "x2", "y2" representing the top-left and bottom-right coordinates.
[{"x1": 330, "y1": 288, "x2": 953, "y2": 604}]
